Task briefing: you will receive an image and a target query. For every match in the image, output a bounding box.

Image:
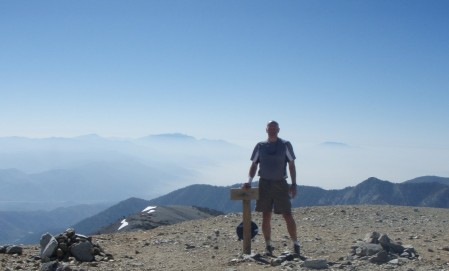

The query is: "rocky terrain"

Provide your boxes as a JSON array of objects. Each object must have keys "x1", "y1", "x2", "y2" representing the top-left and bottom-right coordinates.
[{"x1": 2, "y1": 205, "x2": 449, "y2": 270}]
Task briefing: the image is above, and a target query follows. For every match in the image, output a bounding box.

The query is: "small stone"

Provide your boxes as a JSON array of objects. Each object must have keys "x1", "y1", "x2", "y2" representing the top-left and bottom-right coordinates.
[
  {"x1": 185, "y1": 244, "x2": 196, "y2": 249},
  {"x1": 378, "y1": 234, "x2": 391, "y2": 246},
  {"x1": 0, "y1": 245, "x2": 7, "y2": 253},
  {"x1": 56, "y1": 248, "x2": 64, "y2": 258},
  {"x1": 65, "y1": 228, "x2": 76, "y2": 238},
  {"x1": 388, "y1": 259, "x2": 399, "y2": 265},
  {"x1": 369, "y1": 250, "x2": 390, "y2": 264},
  {"x1": 6, "y1": 246, "x2": 23, "y2": 255},
  {"x1": 40, "y1": 260, "x2": 62, "y2": 271},
  {"x1": 301, "y1": 259, "x2": 328, "y2": 269}
]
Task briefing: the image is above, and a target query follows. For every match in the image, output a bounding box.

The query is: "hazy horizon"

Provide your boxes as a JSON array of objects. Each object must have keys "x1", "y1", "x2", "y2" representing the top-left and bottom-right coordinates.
[{"x1": 0, "y1": 133, "x2": 447, "y2": 191}]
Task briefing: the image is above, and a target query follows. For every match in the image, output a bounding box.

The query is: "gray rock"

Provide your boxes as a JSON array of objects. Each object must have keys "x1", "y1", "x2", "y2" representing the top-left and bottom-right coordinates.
[
  {"x1": 359, "y1": 243, "x2": 383, "y2": 256},
  {"x1": 40, "y1": 233, "x2": 59, "y2": 259},
  {"x1": 270, "y1": 258, "x2": 283, "y2": 266},
  {"x1": 403, "y1": 245, "x2": 417, "y2": 258},
  {"x1": 58, "y1": 263, "x2": 73, "y2": 271},
  {"x1": 56, "y1": 248, "x2": 64, "y2": 258},
  {"x1": 70, "y1": 241, "x2": 94, "y2": 262},
  {"x1": 40, "y1": 260, "x2": 62, "y2": 271},
  {"x1": 59, "y1": 242, "x2": 69, "y2": 253},
  {"x1": 6, "y1": 245, "x2": 22, "y2": 255},
  {"x1": 378, "y1": 234, "x2": 391, "y2": 246},
  {"x1": 388, "y1": 258, "x2": 400, "y2": 265},
  {"x1": 364, "y1": 231, "x2": 381, "y2": 243},
  {"x1": 369, "y1": 250, "x2": 391, "y2": 264},
  {"x1": 270, "y1": 254, "x2": 294, "y2": 266},
  {"x1": 65, "y1": 228, "x2": 75, "y2": 238},
  {"x1": 387, "y1": 242, "x2": 404, "y2": 254},
  {"x1": 74, "y1": 233, "x2": 90, "y2": 241},
  {"x1": 389, "y1": 257, "x2": 409, "y2": 265},
  {"x1": 301, "y1": 259, "x2": 329, "y2": 269},
  {"x1": 0, "y1": 245, "x2": 7, "y2": 253},
  {"x1": 403, "y1": 245, "x2": 416, "y2": 254}
]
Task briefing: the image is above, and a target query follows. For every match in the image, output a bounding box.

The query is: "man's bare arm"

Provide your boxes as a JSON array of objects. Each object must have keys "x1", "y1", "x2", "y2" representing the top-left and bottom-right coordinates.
[
  {"x1": 242, "y1": 162, "x2": 258, "y2": 189},
  {"x1": 249, "y1": 162, "x2": 258, "y2": 178},
  {"x1": 288, "y1": 160, "x2": 296, "y2": 184},
  {"x1": 288, "y1": 160, "x2": 297, "y2": 197}
]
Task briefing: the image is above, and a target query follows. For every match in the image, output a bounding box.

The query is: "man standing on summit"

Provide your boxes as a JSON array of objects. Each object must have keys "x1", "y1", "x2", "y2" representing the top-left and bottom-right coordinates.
[{"x1": 243, "y1": 120, "x2": 301, "y2": 256}]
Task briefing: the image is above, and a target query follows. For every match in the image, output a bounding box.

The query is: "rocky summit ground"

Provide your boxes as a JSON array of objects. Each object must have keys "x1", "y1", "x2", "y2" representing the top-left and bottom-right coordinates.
[{"x1": 2, "y1": 205, "x2": 449, "y2": 271}]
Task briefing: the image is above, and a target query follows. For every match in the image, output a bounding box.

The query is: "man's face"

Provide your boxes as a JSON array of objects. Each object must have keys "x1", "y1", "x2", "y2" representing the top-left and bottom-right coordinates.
[{"x1": 266, "y1": 123, "x2": 280, "y2": 137}]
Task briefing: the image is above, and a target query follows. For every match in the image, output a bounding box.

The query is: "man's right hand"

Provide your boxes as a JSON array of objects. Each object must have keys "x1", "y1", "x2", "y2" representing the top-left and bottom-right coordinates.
[{"x1": 242, "y1": 182, "x2": 251, "y2": 189}]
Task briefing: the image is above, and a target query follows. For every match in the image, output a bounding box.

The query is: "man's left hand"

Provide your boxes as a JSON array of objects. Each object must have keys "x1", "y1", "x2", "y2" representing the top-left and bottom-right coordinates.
[{"x1": 290, "y1": 184, "x2": 297, "y2": 198}]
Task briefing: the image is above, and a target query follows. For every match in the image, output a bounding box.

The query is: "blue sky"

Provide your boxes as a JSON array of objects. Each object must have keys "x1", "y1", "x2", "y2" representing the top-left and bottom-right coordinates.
[{"x1": 1, "y1": 1, "x2": 448, "y2": 188}]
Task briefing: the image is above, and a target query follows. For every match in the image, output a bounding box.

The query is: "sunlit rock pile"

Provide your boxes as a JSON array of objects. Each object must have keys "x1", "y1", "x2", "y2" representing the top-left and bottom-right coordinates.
[
  {"x1": 1, "y1": 228, "x2": 114, "y2": 271},
  {"x1": 347, "y1": 231, "x2": 418, "y2": 264},
  {"x1": 230, "y1": 231, "x2": 420, "y2": 270},
  {"x1": 40, "y1": 228, "x2": 112, "y2": 263}
]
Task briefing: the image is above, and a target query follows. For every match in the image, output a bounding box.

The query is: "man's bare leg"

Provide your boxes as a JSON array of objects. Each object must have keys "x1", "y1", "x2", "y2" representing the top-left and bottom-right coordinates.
[
  {"x1": 262, "y1": 211, "x2": 274, "y2": 254},
  {"x1": 282, "y1": 212, "x2": 297, "y2": 241}
]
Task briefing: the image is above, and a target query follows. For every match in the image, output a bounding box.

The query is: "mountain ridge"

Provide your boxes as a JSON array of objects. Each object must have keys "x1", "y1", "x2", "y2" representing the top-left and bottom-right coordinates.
[
  {"x1": 403, "y1": 175, "x2": 449, "y2": 185},
  {"x1": 96, "y1": 205, "x2": 223, "y2": 234},
  {"x1": 147, "y1": 176, "x2": 449, "y2": 212},
  {"x1": 2, "y1": 175, "x2": 448, "y2": 245}
]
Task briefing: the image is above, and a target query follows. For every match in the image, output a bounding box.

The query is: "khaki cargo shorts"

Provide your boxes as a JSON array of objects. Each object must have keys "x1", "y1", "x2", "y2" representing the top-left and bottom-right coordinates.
[{"x1": 255, "y1": 178, "x2": 292, "y2": 214}]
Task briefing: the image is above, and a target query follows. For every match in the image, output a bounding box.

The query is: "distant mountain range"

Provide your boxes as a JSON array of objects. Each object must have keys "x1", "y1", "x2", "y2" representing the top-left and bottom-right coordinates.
[
  {"x1": 147, "y1": 176, "x2": 449, "y2": 212},
  {"x1": 61, "y1": 175, "x2": 449, "y2": 238},
  {"x1": 0, "y1": 133, "x2": 247, "y2": 211},
  {"x1": 1, "y1": 175, "x2": 448, "y2": 245},
  {"x1": 51, "y1": 176, "x2": 449, "y2": 238}
]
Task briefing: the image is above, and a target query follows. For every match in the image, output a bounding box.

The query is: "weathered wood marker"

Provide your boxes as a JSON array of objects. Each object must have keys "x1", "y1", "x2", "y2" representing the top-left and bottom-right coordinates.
[{"x1": 230, "y1": 187, "x2": 259, "y2": 254}]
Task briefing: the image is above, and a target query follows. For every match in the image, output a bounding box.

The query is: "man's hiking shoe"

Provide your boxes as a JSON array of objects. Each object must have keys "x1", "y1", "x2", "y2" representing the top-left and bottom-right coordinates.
[
  {"x1": 265, "y1": 245, "x2": 275, "y2": 256},
  {"x1": 294, "y1": 244, "x2": 300, "y2": 255},
  {"x1": 293, "y1": 244, "x2": 307, "y2": 260}
]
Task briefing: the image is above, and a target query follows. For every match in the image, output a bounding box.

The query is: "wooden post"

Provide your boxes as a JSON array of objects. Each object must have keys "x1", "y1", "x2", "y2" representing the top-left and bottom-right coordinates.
[{"x1": 230, "y1": 188, "x2": 259, "y2": 254}]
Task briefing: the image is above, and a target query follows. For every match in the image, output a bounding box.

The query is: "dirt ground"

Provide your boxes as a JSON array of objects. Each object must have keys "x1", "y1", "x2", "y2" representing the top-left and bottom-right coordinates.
[{"x1": 2, "y1": 205, "x2": 449, "y2": 270}]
